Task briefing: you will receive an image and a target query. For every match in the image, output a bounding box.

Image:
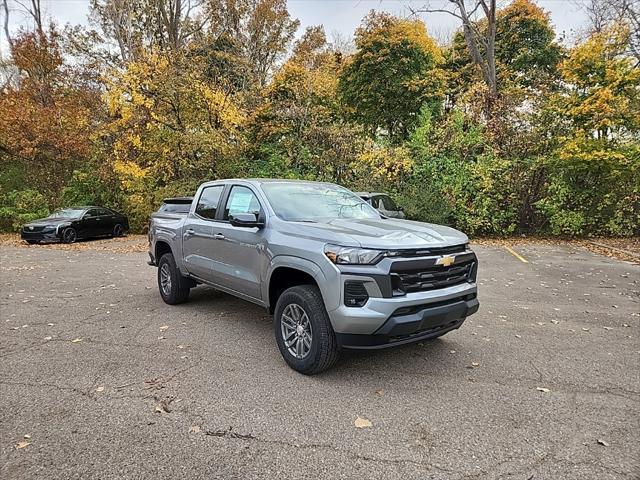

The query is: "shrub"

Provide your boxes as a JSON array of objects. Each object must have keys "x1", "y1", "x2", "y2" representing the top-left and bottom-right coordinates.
[{"x1": 0, "y1": 189, "x2": 49, "y2": 231}]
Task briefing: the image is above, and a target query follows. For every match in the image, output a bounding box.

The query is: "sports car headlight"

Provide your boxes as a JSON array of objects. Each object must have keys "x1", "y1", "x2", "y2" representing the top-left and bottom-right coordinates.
[{"x1": 324, "y1": 244, "x2": 385, "y2": 265}]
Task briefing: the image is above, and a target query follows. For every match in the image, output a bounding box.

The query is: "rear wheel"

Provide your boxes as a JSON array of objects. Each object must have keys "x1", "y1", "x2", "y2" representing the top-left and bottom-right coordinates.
[
  {"x1": 274, "y1": 285, "x2": 339, "y2": 375},
  {"x1": 112, "y1": 224, "x2": 125, "y2": 237},
  {"x1": 157, "y1": 252, "x2": 190, "y2": 304},
  {"x1": 62, "y1": 228, "x2": 77, "y2": 244}
]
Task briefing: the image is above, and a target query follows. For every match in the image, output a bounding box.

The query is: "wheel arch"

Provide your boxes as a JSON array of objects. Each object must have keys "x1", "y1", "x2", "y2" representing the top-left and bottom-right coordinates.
[
  {"x1": 266, "y1": 257, "x2": 330, "y2": 314},
  {"x1": 154, "y1": 240, "x2": 174, "y2": 264}
]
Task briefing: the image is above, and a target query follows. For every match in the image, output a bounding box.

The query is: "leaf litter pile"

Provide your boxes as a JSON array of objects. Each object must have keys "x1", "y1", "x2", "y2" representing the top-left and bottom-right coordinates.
[{"x1": 0, "y1": 234, "x2": 148, "y2": 254}]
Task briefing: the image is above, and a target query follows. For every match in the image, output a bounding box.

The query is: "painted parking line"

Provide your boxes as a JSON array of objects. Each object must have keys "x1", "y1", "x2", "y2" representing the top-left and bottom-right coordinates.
[{"x1": 504, "y1": 245, "x2": 529, "y2": 263}]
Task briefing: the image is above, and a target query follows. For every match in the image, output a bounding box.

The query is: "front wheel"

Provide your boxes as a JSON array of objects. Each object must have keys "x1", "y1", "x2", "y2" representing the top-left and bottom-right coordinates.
[
  {"x1": 274, "y1": 285, "x2": 339, "y2": 375},
  {"x1": 157, "y1": 253, "x2": 190, "y2": 304},
  {"x1": 61, "y1": 228, "x2": 77, "y2": 244},
  {"x1": 112, "y1": 224, "x2": 125, "y2": 237}
]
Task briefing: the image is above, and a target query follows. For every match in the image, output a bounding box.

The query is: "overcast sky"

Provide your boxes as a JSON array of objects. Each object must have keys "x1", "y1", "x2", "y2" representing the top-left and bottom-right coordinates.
[{"x1": 2, "y1": 0, "x2": 588, "y2": 47}]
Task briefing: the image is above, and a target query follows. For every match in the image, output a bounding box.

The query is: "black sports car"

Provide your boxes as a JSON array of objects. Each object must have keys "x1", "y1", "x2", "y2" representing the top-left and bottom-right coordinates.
[{"x1": 21, "y1": 206, "x2": 129, "y2": 244}]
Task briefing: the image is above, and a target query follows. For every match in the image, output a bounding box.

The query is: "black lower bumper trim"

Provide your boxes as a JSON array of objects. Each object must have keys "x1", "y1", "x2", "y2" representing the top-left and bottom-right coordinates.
[
  {"x1": 20, "y1": 232, "x2": 59, "y2": 242},
  {"x1": 336, "y1": 297, "x2": 479, "y2": 350}
]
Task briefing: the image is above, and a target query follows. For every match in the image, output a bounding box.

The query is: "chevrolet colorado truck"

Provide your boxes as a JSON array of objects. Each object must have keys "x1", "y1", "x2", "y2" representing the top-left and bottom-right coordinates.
[{"x1": 148, "y1": 179, "x2": 479, "y2": 374}]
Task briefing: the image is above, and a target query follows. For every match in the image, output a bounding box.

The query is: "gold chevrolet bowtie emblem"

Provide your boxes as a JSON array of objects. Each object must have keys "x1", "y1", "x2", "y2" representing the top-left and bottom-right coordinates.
[{"x1": 436, "y1": 255, "x2": 455, "y2": 267}]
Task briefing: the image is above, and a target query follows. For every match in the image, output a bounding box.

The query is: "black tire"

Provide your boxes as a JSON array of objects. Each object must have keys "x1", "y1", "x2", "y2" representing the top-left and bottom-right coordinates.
[
  {"x1": 113, "y1": 224, "x2": 125, "y2": 237},
  {"x1": 61, "y1": 227, "x2": 77, "y2": 244},
  {"x1": 274, "y1": 285, "x2": 339, "y2": 375},
  {"x1": 157, "y1": 252, "x2": 190, "y2": 305}
]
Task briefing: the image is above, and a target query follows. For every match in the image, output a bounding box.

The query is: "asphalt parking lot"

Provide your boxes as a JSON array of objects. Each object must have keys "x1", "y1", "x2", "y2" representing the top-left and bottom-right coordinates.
[{"x1": 1, "y1": 237, "x2": 638, "y2": 479}]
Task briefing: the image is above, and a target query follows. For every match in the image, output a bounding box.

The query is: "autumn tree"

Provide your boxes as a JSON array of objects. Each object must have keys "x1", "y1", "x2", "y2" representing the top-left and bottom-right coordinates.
[
  {"x1": 538, "y1": 23, "x2": 640, "y2": 235},
  {"x1": 250, "y1": 26, "x2": 362, "y2": 182},
  {"x1": 0, "y1": 28, "x2": 102, "y2": 200},
  {"x1": 414, "y1": 1, "x2": 497, "y2": 95},
  {"x1": 89, "y1": 0, "x2": 205, "y2": 61},
  {"x1": 205, "y1": 0, "x2": 299, "y2": 87},
  {"x1": 338, "y1": 12, "x2": 444, "y2": 142},
  {"x1": 102, "y1": 48, "x2": 245, "y2": 227}
]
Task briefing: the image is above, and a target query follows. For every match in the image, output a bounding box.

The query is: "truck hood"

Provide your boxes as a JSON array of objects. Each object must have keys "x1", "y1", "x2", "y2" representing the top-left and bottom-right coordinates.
[{"x1": 282, "y1": 217, "x2": 468, "y2": 249}]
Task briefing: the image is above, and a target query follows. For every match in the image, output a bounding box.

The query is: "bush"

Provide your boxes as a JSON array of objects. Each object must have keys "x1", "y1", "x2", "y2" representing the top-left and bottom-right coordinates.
[
  {"x1": 61, "y1": 170, "x2": 113, "y2": 207},
  {"x1": 0, "y1": 189, "x2": 49, "y2": 231},
  {"x1": 537, "y1": 146, "x2": 640, "y2": 236}
]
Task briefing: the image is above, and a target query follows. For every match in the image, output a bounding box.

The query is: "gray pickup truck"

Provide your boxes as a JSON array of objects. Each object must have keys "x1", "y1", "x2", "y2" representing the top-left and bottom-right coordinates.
[{"x1": 148, "y1": 179, "x2": 478, "y2": 374}]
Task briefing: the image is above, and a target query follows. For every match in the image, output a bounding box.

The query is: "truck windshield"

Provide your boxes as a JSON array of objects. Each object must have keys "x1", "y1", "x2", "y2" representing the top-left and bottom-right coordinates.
[{"x1": 261, "y1": 183, "x2": 380, "y2": 221}]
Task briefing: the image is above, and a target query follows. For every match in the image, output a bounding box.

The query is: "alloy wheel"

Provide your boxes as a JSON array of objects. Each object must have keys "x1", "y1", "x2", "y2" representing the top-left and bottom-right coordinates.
[
  {"x1": 63, "y1": 228, "x2": 76, "y2": 243},
  {"x1": 160, "y1": 263, "x2": 172, "y2": 297},
  {"x1": 280, "y1": 303, "x2": 313, "y2": 359}
]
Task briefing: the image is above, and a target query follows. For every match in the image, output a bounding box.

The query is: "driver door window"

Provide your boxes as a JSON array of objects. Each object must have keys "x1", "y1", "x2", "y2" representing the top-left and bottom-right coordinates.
[{"x1": 223, "y1": 186, "x2": 262, "y2": 221}]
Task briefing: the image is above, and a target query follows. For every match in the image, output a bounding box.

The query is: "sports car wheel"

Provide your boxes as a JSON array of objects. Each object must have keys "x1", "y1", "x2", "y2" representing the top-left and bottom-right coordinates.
[{"x1": 62, "y1": 228, "x2": 77, "y2": 244}]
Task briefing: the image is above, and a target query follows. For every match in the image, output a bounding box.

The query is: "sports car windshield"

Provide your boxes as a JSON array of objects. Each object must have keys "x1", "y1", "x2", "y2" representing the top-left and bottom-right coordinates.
[
  {"x1": 49, "y1": 208, "x2": 85, "y2": 219},
  {"x1": 261, "y1": 183, "x2": 380, "y2": 221}
]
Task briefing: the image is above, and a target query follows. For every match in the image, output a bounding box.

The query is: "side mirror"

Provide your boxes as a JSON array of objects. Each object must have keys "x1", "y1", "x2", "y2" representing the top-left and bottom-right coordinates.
[{"x1": 229, "y1": 213, "x2": 264, "y2": 228}]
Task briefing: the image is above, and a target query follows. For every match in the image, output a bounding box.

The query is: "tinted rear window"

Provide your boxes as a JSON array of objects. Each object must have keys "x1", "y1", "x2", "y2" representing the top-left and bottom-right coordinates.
[{"x1": 159, "y1": 202, "x2": 192, "y2": 214}]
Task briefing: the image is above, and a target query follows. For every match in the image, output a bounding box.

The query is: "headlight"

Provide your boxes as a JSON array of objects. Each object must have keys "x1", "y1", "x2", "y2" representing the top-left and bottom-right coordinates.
[{"x1": 324, "y1": 244, "x2": 385, "y2": 265}]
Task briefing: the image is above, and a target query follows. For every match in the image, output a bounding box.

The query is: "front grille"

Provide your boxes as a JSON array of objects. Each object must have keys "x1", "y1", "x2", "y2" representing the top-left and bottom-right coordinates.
[
  {"x1": 393, "y1": 260, "x2": 475, "y2": 293},
  {"x1": 23, "y1": 226, "x2": 46, "y2": 233},
  {"x1": 392, "y1": 244, "x2": 466, "y2": 258}
]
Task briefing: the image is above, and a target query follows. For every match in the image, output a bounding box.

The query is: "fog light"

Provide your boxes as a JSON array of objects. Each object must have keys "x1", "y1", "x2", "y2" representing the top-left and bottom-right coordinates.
[{"x1": 344, "y1": 281, "x2": 369, "y2": 307}]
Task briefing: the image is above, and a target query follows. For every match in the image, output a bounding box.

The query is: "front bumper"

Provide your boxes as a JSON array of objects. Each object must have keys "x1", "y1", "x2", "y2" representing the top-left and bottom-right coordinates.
[
  {"x1": 325, "y1": 247, "x2": 479, "y2": 348},
  {"x1": 335, "y1": 293, "x2": 478, "y2": 349},
  {"x1": 20, "y1": 228, "x2": 60, "y2": 242}
]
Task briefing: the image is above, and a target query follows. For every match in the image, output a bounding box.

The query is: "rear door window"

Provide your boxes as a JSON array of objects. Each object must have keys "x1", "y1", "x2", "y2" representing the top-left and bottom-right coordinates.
[
  {"x1": 195, "y1": 185, "x2": 225, "y2": 220},
  {"x1": 95, "y1": 207, "x2": 111, "y2": 216}
]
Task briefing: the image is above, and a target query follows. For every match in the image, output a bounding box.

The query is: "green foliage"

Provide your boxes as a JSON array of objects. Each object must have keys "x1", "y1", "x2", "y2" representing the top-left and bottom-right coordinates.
[
  {"x1": 338, "y1": 12, "x2": 444, "y2": 142},
  {"x1": 0, "y1": 3, "x2": 637, "y2": 237},
  {"x1": 61, "y1": 170, "x2": 113, "y2": 207},
  {"x1": 0, "y1": 190, "x2": 49, "y2": 231}
]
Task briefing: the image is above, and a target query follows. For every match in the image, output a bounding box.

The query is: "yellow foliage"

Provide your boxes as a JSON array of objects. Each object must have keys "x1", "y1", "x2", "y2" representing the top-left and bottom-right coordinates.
[{"x1": 356, "y1": 146, "x2": 414, "y2": 183}]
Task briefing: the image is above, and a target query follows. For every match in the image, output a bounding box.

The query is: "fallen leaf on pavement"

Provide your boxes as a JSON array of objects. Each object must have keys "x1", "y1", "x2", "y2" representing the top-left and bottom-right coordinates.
[
  {"x1": 159, "y1": 325, "x2": 169, "y2": 331},
  {"x1": 15, "y1": 441, "x2": 30, "y2": 449},
  {"x1": 536, "y1": 387, "x2": 551, "y2": 393},
  {"x1": 515, "y1": 334, "x2": 522, "y2": 338},
  {"x1": 354, "y1": 416, "x2": 372, "y2": 429},
  {"x1": 96, "y1": 386, "x2": 105, "y2": 392},
  {"x1": 44, "y1": 336, "x2": 52, "y2": 341},
  {"x1": 375, "y1": 389, "x2": 385, "y2": 397},
  {"x1": 24, "y1": 434, "x2": 31, "y2": 439},
  {"x1": 189, "y1": 425, "x2": 201, "y2": 433},
  {"x1": 597, "y1": 439, "x2": 610, "y2": 447},
  {"x1": 71, "y1": 338, "x2": 82, "y2": 343}
]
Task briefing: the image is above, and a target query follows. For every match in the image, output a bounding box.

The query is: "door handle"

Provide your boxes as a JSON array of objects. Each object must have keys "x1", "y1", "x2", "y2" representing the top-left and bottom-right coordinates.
[
  {"x1": 184, "y1": 228, "x2": 195, "y2": 237},
  {"x1": 213, "y1": 233, "x2": 225, "y2": 240}
]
